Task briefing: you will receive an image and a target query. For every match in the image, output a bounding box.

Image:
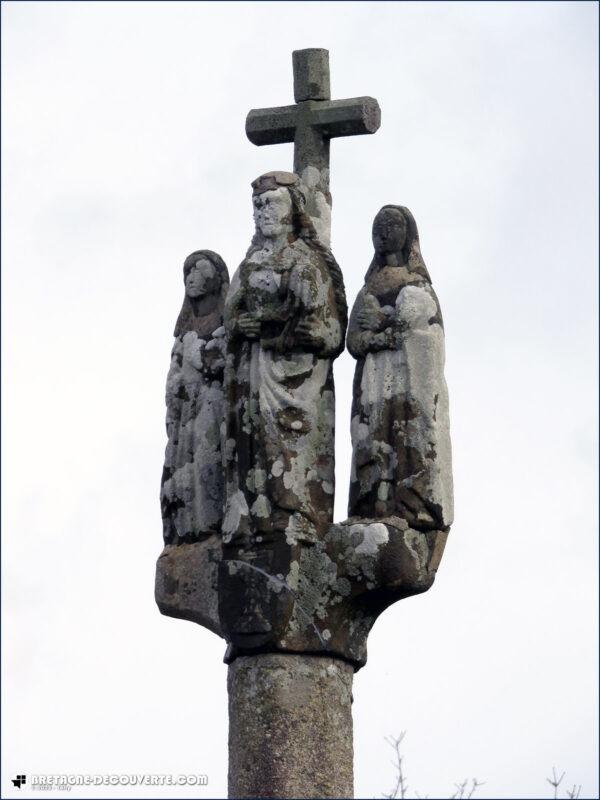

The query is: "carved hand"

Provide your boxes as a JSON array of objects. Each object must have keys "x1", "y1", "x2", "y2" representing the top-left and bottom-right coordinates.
[
  {"x1": 370, "y1": 328, "x2": 401, "y2": 351},
  {"x1": 357, "y1": 306, "x2": 386, "y2": 332},
  {"x1": 295, "y1": 317, "x2": 324, "y2": 350},
  {"x1": 237, "y1": 313, "x2": 261, "y2": 339}
]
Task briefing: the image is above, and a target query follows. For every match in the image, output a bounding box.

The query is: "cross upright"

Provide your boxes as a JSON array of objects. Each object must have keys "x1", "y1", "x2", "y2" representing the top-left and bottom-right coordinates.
[{"x1": 246, "y1": 48, "x2": 381, "y2": 188}]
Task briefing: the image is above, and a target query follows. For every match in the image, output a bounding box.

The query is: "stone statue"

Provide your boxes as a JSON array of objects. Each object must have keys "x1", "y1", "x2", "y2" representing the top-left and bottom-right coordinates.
[
  {"x1": 218, "y1": 170, "x2": 347, "y2": 652},
  {"x1": 157, "y1": 199, "x2": 451, "y2": 670},
  {"x1": 347, "y1": 205, "x2": 453, "y2": 531},
  {"x1": 160, "y1": 249, "x2": 230, "y2": 544},
  {"x1": 222, "y1": 171, "x2": 347, "y2": 546}
]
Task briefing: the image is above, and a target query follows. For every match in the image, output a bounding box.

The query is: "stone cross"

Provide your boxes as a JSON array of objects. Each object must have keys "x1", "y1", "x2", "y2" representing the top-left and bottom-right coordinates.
[
  {"x1": 156, "y1": 48, "x2": 452, "y2": 800},
  {"x1": 246, "y1": 48, "x2": 381, "y2": 244},
  {"x1": 246, "y1": 48, "x2": 381, "y2": 180}
]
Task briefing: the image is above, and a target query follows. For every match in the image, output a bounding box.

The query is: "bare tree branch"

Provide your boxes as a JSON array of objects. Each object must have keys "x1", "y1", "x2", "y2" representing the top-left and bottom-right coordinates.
[
  {"x1": 546, "y1": 767, "x2": 565, "y2": 800},
  {"x1": 451, "y1": 779, "x2": 468, "y2": 799},
  {"x1": 379, "y1": 732, "x2": 585, "y2": 800},
  {"x1": 384, "y1": 732, "x2": 408, "y2": 799},
  {"x1": 467, "y1": 778, "x2": 485, "y2": 798}
]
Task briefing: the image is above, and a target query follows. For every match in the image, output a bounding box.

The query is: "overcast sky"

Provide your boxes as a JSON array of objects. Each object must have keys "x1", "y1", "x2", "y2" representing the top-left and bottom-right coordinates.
[{"x1": 2, "y1": 2, "x2": 598, "y2": 799}]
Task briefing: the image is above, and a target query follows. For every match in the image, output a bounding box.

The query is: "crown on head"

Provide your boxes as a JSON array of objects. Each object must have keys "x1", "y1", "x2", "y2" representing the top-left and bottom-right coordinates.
[{"x1": 252, "y1": 171, "x2": 299, "y2": 196}]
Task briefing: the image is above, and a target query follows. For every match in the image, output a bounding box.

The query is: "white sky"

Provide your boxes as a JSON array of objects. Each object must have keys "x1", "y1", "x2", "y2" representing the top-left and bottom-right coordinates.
[{"x1": 2, "y1": 2, "x2": 598, "y2": 798}]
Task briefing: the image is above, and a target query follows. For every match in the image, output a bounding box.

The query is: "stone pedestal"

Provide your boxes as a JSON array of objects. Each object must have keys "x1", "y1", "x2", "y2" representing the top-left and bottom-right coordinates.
[
  {"x1": 156, "y1": 521, "x2": 448, "y2": 670},
  {"x1": 156, "y1": 524, "x2": 447, "y2": 796},
  {"x1": 227, "y1": 654, "x2": 354, "y2": 799}
]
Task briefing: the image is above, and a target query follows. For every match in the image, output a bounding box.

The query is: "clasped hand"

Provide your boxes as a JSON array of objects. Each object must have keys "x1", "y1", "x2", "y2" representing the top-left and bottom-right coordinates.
[
  {"x1": 237, "y1": 312, "x2": 261, "y2": 339},
  {"x1": 295, "y1": 316, "x2": 323, "y2": 349},
  {"x1": 357, "y1": 307, "x2": 385, "y2": 331},
  {"x1": 237, "y1": 312, "x2": 322, "y2": 350}
]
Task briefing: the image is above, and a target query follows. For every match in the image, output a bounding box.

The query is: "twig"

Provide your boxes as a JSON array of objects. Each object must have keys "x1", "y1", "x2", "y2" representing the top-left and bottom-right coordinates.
[
  {"x1": 384, "y1": 732, "x2": 408, "y2": 799},
  {"x1": 467, "y1": 778, "x2": 485, "y2": 798},
  {"x1": 546, "y1": 767, "x2": 565, "y2": 800},
  {"x1": 451, "y1": 779, "x2": 468, "y2": 799}
]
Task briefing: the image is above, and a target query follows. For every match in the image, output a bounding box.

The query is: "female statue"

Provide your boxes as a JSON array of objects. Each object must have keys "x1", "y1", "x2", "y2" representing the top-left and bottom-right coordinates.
[
  {"x1": 160, "y1": 249, "x2": 230, "y2": 543},
  {"x1": 222, "y1": 171, "x2": 347, "y2": 547},
  {"x1": 347, "y1": 205, "x2": 453, "y2": 530}
]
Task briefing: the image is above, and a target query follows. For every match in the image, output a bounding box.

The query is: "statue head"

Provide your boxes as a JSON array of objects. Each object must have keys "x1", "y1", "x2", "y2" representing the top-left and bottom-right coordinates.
[
  {"x1": 252, "y1": 188, "x2": 292, "y2": 239},
  {"x1": 184, "y1": 257, "x2": 217, "y2": 299},
  {"x1": 251, "y1": 172, "x2": 295, "y2": 239},
  {"x1": 250, "y1": 171, "x2": 314, "y2": 244},
  {"x1": 372, "y1": 206, "x2": 407, "y2": 256},
  {"x1": 174, "y1": 250, "x2": 230, "y2": 338},
  {"x1": 183, "y1": 250, "x2": 228, "y2": 298},
  {"x1": 247, "y1": 171, "x2": 348, "y2": 341},
  {"x1": 366, "y1": 205, "x2": 430, "y2": 283}
]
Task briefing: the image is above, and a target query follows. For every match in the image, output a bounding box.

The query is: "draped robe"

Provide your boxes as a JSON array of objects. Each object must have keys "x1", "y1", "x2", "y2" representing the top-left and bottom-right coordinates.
[
  {"x1": 160, "y1": 326, "x2": 226, "y2": 542},
  {"x1": 347, "y1": 266, "x2": 453, "y2": 530},
  {"x1": 222, "y1": 238, "x2": 343, "y2": 546}
]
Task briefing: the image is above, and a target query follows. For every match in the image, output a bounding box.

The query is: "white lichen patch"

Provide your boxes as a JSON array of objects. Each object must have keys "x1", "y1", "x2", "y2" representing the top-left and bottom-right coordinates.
[
  {"x1": 354, "y1": 523, "x2": 389, "y2": 555},
  {"x1": 271, "y1": 460, "x2": 284, "y2": 478},
  {"x1": 250, "y1": 495, "x2": 271, "y2": 518},
  {"x1": 222, "y1": 490, "x2": 250, "y2": 538},
  {"x1": 403, "y1": 528, "x2": 430, "y2": 572}
]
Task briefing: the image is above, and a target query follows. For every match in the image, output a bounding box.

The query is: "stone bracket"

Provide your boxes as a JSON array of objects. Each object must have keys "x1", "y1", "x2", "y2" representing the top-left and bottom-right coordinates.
[{"x1": 155, "y1": 520, "x2": 448, "y2": 670}]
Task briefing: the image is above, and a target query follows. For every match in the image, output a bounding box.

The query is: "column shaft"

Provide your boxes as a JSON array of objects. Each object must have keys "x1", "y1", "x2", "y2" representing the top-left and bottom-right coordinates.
[{"x1": 228, "y1": 654, "x2": 354, "y2": 799}]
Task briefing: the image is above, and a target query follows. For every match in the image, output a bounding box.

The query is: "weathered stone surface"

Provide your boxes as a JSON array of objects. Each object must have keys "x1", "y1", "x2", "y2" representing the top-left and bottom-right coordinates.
[
  {"x1": 299, "y1": 164, "x2": 331, "y2": 246},
  {"x1": 160, "y1": 250, "x2": 230, "y2": 544},
  {"x1": 156, "y1": 47, "x2": 454, "y2": 800},
  {"x1": 246, "y1": 98, "x2": 381, "y2": 180},
  {"x1": 228, "y1": 654, "x2": 353, "y2": 799},
  {"x1": 221, "y1": 172, "x2": 346, "y2": 543},
  {"x1": 246, "y1": 98, "x2": 380, "y2": 147},
  {"x1": 347, "y1": 206, "x2": 454, "y2": 530},
  {"x1": 221, "y1": 518, "x2": 447, "y2": 669},
  {"x1": 155, "y1": 537, "x2": 222, "y2": 636},
  {"x1": 245, "y1": 48, "x2": 380, "y2": 249},
  {"x1": 219, "y1": 171, "x2": 347, "y2": 653},
  {"x1": 292, "y1": 48, "x2": 330, "y2": 102},
  {"x1": 157, "y1": 519, "x2": 446, "y2": 669},
  {"x1": 157, "y1": 197, "x2": 451, "y2": 673},
  {"x1": 280, "y1": 519, "x2": 446, "y2": 666},
  {"x1": 245, "y1": 48, "x2": 380, "y2": 213}
]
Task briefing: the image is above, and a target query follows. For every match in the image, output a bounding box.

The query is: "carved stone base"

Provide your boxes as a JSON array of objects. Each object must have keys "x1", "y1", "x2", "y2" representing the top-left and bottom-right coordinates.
[
  {"x1": 155, "y1": 537, "x2": 222, "y2": 637},
  {"x1": 155, "y1": 521, "x2": 448, "y2": 670}
]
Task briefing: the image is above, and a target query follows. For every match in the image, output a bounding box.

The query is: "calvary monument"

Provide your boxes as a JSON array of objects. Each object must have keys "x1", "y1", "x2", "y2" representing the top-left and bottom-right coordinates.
[{"x1": 156, "y1": 48, "x2": 453, "y2": 799}]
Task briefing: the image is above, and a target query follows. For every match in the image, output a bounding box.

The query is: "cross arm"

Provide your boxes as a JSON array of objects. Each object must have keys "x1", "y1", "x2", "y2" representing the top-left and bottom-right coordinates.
[
  {"x1": 246, "y1": 96, "x2": 381, "y2": 150},
  {"x1": 310, "y1": 96, "x2": 381, "y2": 139},
  {"x1": 246, "y1": 105, "x2": 298, "y2": 146}
]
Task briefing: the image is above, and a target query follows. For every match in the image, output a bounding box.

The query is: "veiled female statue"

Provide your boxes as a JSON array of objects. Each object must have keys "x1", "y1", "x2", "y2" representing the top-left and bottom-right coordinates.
[
  {"x1": 160, "y1": 249, "x2": 230, "y2": 543},
  {"x1": 347, "y1": 205, "x2": 453, "y2": 530},
  {"x1": 222, "y1": 171, "x2": 347, "y2": 547}
]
